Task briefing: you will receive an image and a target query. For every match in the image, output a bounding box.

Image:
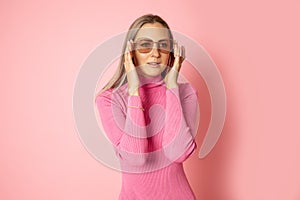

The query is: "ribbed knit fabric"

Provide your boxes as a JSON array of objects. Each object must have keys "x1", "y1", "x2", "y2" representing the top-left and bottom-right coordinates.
[{"x1": 95, "y1": 74, "x2": 198, "y2": 200}]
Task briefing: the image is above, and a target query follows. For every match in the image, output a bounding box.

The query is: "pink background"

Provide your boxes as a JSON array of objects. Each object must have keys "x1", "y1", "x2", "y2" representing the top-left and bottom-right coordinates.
[{"x1": 1, "y1": 0, "x2": 300, "y2": 199}]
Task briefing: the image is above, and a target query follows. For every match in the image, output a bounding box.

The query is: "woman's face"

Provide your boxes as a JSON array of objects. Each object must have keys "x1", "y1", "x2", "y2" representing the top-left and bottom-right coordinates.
[{"x1": 133, "y1": 22, "x2": 171, "y2": 78}]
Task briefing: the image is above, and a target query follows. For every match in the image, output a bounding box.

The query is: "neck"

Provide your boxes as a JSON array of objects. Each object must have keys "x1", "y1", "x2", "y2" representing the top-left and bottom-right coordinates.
[{"x1": 139, "y1": 74, "x2": 164, "y2": 86}]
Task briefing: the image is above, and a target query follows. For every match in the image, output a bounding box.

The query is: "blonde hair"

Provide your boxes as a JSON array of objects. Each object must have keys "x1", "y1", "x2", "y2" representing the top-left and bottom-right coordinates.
[{"x1": 97, "y1": 14, "x2": 174, "y2": 96}]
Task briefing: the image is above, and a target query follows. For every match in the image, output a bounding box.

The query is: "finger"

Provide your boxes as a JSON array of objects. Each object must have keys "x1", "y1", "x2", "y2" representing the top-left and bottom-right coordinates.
[
  {"x1": 124, "y1": 41, "x2": 129, "y2": 58},
  {"x1": 181, "y1": 45, "x2": 185, "y2": 59},
  {"x1": 124, "y1": 44, "x2": 128, "y2": 61},
  {"x1": 125, "y1": 40, "x2": 131, "y2": 53},
  {"x1": 172, "y1": 40, "x2": 176, "y2": 56},
  {"x1": 128, "y1": 41, "x2": 134, "y2": 65},
  {"x1": 124, "y1": 43, "x2": 129, "y2": 71},
  {"x1": 174, "y1": 41, "x2": 179, "y2": 57},
  {"x1": 125, "y1": 54, "x2": 132, "y2": 72},
  {"x1": 174, "y1": 42, "x2": 180, "y2": 60},
  {"x1": 179, "y1": 46, "x2": 185, "y2": 64},
  {"x1": 171, "y1": 45, "x2": 179, "y2": 63},
  {"x1": 129, "y1": 39, "x2": 134, "y2": 51},
  {"x1": 173, "y1": 47, "x2": 180, "y2": 69},
  {"x1": 179, "y1": 45, "x2": 182, "y2": 57},
  {"x1": 124, "y1": 41, "x2": 135, "y2": 72},
  {"x1": 125, "y1": 41, "x2": 132, "y2": 59}
]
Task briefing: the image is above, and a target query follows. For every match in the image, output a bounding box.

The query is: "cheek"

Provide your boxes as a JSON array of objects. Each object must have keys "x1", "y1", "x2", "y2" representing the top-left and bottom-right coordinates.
[
  {"x1": 162, "y1": 54, "x2": 170, "y2": 64},
  {"x1": 134, "y1": 52, "x2": 148, "y2": 65}
]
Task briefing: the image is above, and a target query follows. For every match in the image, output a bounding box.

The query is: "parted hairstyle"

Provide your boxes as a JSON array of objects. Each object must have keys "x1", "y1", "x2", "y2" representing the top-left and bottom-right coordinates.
[{"x1": 99, "y1": 14, "x2": 174, "y2": 94}]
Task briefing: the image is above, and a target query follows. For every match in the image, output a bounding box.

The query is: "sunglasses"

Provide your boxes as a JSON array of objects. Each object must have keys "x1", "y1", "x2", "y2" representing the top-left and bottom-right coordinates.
[{"x1": 132, "y1": 38, "x2": 173, "y2": 54}]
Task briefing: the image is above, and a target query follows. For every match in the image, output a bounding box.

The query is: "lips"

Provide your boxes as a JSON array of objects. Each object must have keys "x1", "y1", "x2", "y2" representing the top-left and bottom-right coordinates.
[{"x1": 147, "y1": 62, "x2": 161, "y2": 67}]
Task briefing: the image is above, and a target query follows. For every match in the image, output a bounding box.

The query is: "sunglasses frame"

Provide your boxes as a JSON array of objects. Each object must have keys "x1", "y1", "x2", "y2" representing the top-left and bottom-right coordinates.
[{"x1": 132, "y1": 38, "x2": 174, "y2": 54}]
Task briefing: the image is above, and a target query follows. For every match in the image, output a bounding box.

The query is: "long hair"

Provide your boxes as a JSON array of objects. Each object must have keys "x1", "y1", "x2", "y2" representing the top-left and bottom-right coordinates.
[{"x1": 97, "y1": 14, "x2": 174, "y2": 96}]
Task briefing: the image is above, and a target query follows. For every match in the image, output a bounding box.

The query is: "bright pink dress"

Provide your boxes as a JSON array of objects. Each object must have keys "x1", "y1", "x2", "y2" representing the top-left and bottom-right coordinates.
[{"x1": 95, "y1": 74, "x2": 198, "y2": 200}]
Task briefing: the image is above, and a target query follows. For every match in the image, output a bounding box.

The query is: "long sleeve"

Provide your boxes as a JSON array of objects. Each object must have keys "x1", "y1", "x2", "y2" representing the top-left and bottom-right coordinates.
[
  {"x1": 95, "y1": 89, "x2": 148, "y2": 166},
  {"x1": 162, "y1": 83, "x2": 198, "y2": 163}
]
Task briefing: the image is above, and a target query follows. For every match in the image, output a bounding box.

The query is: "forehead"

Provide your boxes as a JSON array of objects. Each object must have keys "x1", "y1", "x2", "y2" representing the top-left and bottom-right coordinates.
[{"x1": 135, "y1": 23, "x2": 170, "y2": 41}]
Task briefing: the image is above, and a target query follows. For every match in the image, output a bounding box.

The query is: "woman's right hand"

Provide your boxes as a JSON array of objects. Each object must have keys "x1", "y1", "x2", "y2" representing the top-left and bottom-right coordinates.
[{"x1": 124, "y1": 40, "x2": 140, "y2": 96}]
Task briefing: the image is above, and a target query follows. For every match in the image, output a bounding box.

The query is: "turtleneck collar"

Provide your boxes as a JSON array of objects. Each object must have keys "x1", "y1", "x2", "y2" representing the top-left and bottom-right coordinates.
[{"x1": 139, "y1": 74, "x2": 164, "y2": 87}]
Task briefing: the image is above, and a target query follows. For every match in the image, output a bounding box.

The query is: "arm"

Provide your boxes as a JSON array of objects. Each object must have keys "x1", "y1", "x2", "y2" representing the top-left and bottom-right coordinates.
[
  {"x1": 95, "y1": 90, "x2": 148, "y2": 166},
  {"x1": 162, "y1": 83, "x2": 198, "y2": 163}
]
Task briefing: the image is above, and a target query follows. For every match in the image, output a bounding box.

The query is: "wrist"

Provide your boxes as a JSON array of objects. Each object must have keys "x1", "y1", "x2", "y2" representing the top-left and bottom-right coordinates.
[
  {"x1": 166, "y1": 82, "x2": 178, "y2": 89},
  {"x1": 128, "y1": 88, "x2": 139, "y2": 96}
]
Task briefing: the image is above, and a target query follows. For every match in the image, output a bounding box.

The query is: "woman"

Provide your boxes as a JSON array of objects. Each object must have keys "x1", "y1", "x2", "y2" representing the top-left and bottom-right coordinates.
[{"x1": 95, "y1": 14, "x2": 199, "y2": 200}]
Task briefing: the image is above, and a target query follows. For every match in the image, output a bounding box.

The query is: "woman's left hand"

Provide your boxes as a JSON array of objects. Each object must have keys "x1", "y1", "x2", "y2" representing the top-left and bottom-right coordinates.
[{"x1": 164, "y1": 41, "x2": 185, "y2": 89}]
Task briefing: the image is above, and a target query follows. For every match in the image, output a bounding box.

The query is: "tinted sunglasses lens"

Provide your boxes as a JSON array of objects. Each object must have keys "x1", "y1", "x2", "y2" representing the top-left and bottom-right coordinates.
[
  {"x1": 138, "y1": 48, "x2": 152, "y2": 53},
  {"x1": 135, "y1": 40, "x2": 153, "y2": 53},
  {"x1": 134, "y1": 40, "x2": 172, "y2": 54},
  {"x1": 158, "y1": 41, "x2": 171, "y2": 54}
]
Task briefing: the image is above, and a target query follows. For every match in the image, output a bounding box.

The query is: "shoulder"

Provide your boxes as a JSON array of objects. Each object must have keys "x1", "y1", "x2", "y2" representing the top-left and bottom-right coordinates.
[
  {"x1": 95, "y1": 86, "x2": 128, "y2": 107},
  {"x1": 95, "y1": 88, "x2": 113, "y2": 102}
]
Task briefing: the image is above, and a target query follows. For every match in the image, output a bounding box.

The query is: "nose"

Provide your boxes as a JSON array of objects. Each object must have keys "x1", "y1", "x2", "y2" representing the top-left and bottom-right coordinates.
[{"x1": 150, "y1": 43, "x2": 160, "y2": 57}]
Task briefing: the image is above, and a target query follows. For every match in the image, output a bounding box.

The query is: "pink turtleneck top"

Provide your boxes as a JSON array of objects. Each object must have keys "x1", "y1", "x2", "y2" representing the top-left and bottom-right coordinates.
[{"x1": 95, "y1": 74, "x2": 199, "y2": 200}]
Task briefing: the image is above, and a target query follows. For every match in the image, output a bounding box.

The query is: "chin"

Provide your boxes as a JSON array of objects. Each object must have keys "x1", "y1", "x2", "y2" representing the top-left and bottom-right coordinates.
[{"x1": 137, "y1": 66, "x2": 166, "y2": 77}]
